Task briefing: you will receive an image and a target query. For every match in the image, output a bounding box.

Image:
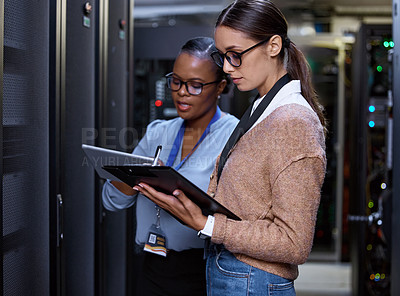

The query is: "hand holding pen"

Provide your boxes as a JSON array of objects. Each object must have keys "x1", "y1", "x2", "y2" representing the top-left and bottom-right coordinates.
[{"x1": 152, "y1": 145, "x2": 162, "y2": 166}]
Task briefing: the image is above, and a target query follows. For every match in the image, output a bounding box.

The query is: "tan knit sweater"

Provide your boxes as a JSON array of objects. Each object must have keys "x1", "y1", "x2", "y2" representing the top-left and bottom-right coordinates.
[{"x1": 208, "y1": 103, "x2": 326, "y2": 280}]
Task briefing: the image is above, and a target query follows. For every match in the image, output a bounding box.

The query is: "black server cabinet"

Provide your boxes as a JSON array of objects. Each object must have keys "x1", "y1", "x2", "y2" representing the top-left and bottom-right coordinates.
[
  {"x1": 391, "y1": 1, "x2": 400, "y2": 295},
  {"x1": 56, "y1": 0, "x2": 98, "y2": 295},
  {"x1": 349, "y1": 24, "x2": 392, "y2": 296},
  {"x1": 0, "y1": 2, "x2": 3, "y2": 291},
  {"x1": 1, "y1": 0, "x2": 50, "y2": 295},
  {"x1": 1, "y1": 0, "x2": 133, "y2": 295},
  {"x1": 52, "y1": 0, "x2": 133, "y2": 295},
  {"x1": 97, "y1": 0, "x2": 133, "y2": 295},
  {"x1": 50, "y1": 0, "x2": 100, "y2": 295}
]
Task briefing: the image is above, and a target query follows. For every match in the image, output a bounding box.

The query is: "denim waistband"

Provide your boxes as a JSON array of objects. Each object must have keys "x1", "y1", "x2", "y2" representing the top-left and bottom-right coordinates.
[{"x1": 204, "y1": 241, "x2": 225, "y2": 258}]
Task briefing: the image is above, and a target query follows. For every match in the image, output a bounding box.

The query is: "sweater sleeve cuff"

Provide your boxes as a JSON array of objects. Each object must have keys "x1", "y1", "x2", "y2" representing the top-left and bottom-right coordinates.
[{"x1": 210, "y1": 213, "x2": 228, "y2": 245}]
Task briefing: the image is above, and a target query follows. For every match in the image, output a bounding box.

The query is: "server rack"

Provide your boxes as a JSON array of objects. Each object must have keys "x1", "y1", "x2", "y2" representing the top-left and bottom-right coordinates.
[
  {"x1": 54, "y1": 0, "x2": 97, "y2": 295},
  {"x1": 0, "y1": 1, "x2": 4, "y2": 292},
  {"x1": 349, "y1": 24, "x2": 392, "y2": 296},
  {"x1": 96, "y1": 0, "x2": 132, "y2": 295},
  {"x1": 391, "y1": 1, "x2": 400, "y2": 295},
  {"x1": 1, "y1": 0, "x2": 51, "y2": 294},
  {"x1": 0, "y1": 0, "x2": 50, "y2": 295},
  {"x1": 53, "y1": 1, "x2": 134, "y2": 295},
  {"x1": 2, "y1": 0, "x2": 133, "y2": 295}
]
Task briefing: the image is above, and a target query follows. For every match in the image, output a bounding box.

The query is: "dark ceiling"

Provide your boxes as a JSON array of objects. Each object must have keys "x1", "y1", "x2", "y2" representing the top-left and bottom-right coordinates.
[{"x1": 133, "y1": 0, "x2": 392, "y2": 22}]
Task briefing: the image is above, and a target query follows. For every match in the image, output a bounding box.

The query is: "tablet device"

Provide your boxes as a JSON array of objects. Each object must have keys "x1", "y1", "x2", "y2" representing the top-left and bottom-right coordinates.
[
  {"x1": 102, "y1": 165, "x2": 241, "y2": 221},
  {"x1": 82, "y1": 144, "x2": 154, "y2": 181}
]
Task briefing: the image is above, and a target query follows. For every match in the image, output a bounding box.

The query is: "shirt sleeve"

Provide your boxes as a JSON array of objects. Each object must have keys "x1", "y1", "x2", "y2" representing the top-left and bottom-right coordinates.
[{"x1": 102, "y1": 179, "x2": 137, "y2": 211}]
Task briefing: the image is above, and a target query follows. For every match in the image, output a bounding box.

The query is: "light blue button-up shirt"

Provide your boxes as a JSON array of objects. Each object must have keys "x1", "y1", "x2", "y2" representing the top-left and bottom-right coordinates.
[{"x1": 102, "y1": 113, "x2": 238, "y2": 251}]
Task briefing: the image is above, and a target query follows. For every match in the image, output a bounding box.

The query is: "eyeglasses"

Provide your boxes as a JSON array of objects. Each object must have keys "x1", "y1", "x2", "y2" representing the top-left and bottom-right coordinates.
[
  {"x1": 165, "y1": 73, "x2": 220, "y2": 96},
  {"x1": 211, "y1": 37, "x2": 272, "y2": 68}
]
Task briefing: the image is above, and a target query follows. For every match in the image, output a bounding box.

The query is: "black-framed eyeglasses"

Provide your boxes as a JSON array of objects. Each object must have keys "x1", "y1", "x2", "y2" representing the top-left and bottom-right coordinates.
[
  {"x1": 211, "y1": 37, "x2": 272, "y2": 68},
  {"x1": 165, "y1": 73, "x2": 220, "y2": 96}
]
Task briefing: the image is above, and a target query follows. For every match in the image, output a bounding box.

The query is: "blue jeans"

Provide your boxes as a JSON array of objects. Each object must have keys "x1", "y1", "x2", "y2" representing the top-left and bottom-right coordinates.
[{"x1": 206, "y1": 244, "x2": 295, "y2": 296}]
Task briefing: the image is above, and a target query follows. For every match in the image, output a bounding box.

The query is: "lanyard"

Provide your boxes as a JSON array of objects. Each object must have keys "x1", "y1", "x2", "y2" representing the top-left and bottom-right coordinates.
[
  {"x1": 217, "y1": 74, "x2": 291, "y2": 182},
  {"x1": 166, "y1": 106, "x2": 221, "y2": 170},
  {"x1": 154, "y1": 107, "x2": 221, "y2": 231}
]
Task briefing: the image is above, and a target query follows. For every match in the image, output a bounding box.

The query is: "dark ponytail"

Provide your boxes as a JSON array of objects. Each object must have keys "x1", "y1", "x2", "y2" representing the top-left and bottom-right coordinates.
[{"x1": 286, "y1": 42, "x2": 326, "y2": 129}]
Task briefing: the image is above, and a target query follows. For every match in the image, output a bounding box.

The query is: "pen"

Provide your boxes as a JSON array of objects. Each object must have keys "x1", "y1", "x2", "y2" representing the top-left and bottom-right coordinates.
[{"x1": 152, "y1": 145, "x2": 162, "y2": 166}]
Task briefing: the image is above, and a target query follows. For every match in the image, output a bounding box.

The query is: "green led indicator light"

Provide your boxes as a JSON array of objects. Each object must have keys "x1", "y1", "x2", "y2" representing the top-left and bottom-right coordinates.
[
  {"x1": 377, "y1": 65, "x2": 383, "y2": 72},
  {"x1": 383, "y1": 40, "x2": 394, "y2": 48},
  {"x1": 368, "y1": 201, "x2": 374, "y2": 208}
]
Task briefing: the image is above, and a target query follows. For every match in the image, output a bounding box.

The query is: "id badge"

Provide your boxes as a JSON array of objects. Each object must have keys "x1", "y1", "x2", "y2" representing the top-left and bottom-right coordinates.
[{"x1": 144, "y1": 224, "x2": 167, "y2": 257}]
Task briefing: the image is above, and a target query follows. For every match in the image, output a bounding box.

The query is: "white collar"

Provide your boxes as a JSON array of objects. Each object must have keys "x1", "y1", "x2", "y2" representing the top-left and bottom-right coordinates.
[{"x1": 249, "y1": 80, "x2": 312, "y2": 131}]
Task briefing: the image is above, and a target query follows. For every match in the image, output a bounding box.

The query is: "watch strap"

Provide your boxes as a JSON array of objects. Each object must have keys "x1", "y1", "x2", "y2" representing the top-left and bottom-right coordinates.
[{"x1": 197, "y1": 215, "x2": 215, "y2": 239}]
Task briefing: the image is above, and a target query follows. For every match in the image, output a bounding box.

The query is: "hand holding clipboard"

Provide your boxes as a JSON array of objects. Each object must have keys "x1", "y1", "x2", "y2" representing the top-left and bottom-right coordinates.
[{"x1": 102, "y1": 145, "x2": 240, "y2": 222}]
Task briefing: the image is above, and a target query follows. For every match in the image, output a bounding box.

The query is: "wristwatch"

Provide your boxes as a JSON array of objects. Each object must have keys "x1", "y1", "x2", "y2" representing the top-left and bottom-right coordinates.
[{"x1": 197, "y1": 215, "x2": 215, "y2": 239}]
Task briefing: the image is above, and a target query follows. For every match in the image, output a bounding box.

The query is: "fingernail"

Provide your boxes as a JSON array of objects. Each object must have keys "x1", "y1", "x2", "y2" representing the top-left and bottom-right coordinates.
[
  {"x1": 132, "y1": 187, "x2": 139, "y2": 191},
  {"x1": 138, "y1": 183, "x2": 144, "y2": 188},
  {"x1": 173, "y1": 190, "x2": 180, "y2": 196}
]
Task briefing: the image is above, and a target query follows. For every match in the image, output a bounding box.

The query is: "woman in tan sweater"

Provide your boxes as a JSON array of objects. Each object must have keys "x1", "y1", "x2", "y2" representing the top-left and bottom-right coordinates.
[{"x1": 134, "y1": 0, "x2": 327, "y2": 295}]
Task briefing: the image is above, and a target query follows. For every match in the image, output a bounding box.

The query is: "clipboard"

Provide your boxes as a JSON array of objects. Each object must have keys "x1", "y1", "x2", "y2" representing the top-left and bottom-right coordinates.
[
  {"x1": 102, "y1": 165, "x2": 241, "y2": 221},
  {"x1": 81, "y1": 144, "x2": 154, "y2": 181}
]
